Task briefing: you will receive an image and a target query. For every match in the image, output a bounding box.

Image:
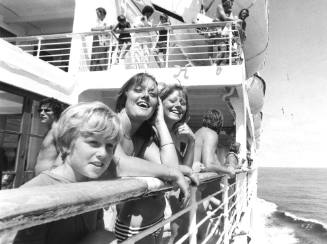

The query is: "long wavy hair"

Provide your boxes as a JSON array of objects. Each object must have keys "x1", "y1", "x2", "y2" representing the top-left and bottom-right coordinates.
[
  {"x1": 159, "y1": 84, "x2": 190, "y2": 130},
  {"x1": 115, "y1": 73, "x2": 159, "y2": 139}
]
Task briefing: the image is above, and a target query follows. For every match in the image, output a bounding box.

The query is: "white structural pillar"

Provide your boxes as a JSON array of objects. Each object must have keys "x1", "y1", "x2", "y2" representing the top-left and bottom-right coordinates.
[
  {"x1": 69, "y1": 0, "x2": 119, "y2": 73},
  {"x1": 229, "y1": 86, "x2": 247, "y2": 159}
]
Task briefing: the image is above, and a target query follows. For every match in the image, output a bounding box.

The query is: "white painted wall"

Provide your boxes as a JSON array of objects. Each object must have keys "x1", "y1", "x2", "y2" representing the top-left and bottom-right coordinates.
[{"x1": 0, "y1": 39, "x2": 75, "y2": 104}]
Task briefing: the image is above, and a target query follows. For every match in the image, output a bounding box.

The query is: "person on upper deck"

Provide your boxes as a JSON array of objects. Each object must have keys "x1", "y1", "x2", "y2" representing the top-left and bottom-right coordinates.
[
  {"x1": 109, "y1": 73, "x2": 191, "y2": 243},
  {"x1": 113, "y1": 15, "x2": 132, "y2": 64},
  {"x1": 34, "y1": 98, "x2": 65, "y2": 176},
  {"x1": 90, "y1": 7, "x2": 113, "y2": 71},
  {"x1": 237, "y1": 8, "x2": 250, "y2": 43},
  {"x1": 14, "y1": 101, "x2": 121, "y2": 244},
  {"x1": 215, "y1": 0, "x2": 238, "y2": 65},
  {"x1": 153, "y1": 14, "x2": 171, "y2": 68},
  {"x1": 134, "y1": 5, "x2": 154, "y2": 41},
  {"x1": 216, "y1": 0, "x2": 236, "y2": 21},
  {"x1": 159, "y1": 83, "x2": 199, "y2": 243},
  {"x1": 133, "y1": 5, "x2": 155, "y2": 67}
]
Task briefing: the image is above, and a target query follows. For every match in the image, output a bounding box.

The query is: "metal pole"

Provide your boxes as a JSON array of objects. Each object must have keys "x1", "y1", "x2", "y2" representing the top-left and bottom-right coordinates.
[
  {"x1": 189, "y1": 186, "x2": 198, "y2": 244},
  {"x1": 228, "y1": 25, "x2": 232, "y2": 65},
  {"x1": 222, "y1": 176, "x2": 230, "y2": 244},
  {"x1": 36, "y1": 38, "x2": 42, "y2": 58},
  {"x1": 165, "y1": 28, "x2": 170, "y2": 68}
]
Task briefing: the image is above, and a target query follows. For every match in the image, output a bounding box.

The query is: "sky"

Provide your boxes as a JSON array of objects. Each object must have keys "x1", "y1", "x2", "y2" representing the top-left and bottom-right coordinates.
[{"x1": 257, "y1": 0, "x2": 327, "y2": 167}]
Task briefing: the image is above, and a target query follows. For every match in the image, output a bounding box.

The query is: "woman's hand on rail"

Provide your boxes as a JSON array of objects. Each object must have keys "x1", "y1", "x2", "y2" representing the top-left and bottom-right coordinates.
[
  {"x1": 192, "y1": 161, "x2": 206, "y2": 173},
  {"x1": 178, "y1": 165, "x2": 199, "y2": 186},
  {"x1": 226, "y1": 166, "x2": 236, "y2": 178},
  {"x1": 172, "y1": 169, "x2": 190, "y2": 207}
]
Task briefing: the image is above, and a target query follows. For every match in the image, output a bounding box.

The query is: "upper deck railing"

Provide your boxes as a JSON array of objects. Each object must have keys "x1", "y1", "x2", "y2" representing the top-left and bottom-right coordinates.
[
  {"x1": 2, "y1": 21, "x2": 243, "y2": 72},
  {"x1": 0, "y1": 168, "x2": 256, "y2": 244}
]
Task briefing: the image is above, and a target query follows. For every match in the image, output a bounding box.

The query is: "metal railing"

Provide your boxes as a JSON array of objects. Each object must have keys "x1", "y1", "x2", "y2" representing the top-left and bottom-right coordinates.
[
  {"x1": 0, "y1": 168, "x2": 256, "y2": 244},
  {"x1": 2, "y1": 22, "x2": 243, "y2": 72}
]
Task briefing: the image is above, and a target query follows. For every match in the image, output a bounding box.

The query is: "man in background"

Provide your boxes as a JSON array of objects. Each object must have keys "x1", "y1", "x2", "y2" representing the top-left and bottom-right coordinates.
[
  {"x1": 34, "y1": 98, "x2": 65, "y2": 175},
  {"x1": 193, "y1": 109, "x2": 236, "y2": 241},
  {"x1": 194, "y1": 109, "x2": 235, "y2": 176}
]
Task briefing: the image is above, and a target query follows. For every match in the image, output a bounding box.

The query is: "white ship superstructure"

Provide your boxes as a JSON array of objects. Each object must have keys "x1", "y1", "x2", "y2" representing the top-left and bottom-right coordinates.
[{"x1": 0, "y1": 1, "x2": 268, "y2": 243}]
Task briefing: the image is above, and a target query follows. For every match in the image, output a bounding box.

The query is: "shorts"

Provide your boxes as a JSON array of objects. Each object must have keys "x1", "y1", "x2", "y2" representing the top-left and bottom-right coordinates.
[
  {"x1": 155, "y1": 41, "x2": 167, "y2": 54},
  {"x1": 114, "y1": 216, "x2": 164, "y2": 242},
  {"x1": 118, "y1": 35, "x2": 131, "y2": 45}
]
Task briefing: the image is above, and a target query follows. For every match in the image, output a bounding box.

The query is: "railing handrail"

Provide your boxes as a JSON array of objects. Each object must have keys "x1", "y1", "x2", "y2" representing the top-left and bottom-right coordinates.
[
  {"x1": 2, "y1": 21, "x2": 241, "y2": 42},
  {"x1": 0, "y1": 172, "x2": 220, "y2": 234}
]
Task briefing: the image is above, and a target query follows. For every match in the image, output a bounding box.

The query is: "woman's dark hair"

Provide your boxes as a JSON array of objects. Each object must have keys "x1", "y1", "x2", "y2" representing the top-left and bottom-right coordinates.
[
  {"x1": 142, "y1": 5, "x2": 154, "y2": 16},
  {"x1": 39, "y1": 97, "x2": 65, "y2": 121},
  {"x1": 159, "y1": 14, "x2": 169, "y2": 23},
  {"x1": 115, "y1": 73, "x2": 158, "y2": 113},
  {"x1": 202, "y1": 109, "x2": 224, "y2": 134},
  {"x1": 96, "y1": 7, "x2": 107, "y2": 17},
  {"x1": 238, "y1": 8, "x2": 249, "y2": 19},
  {"x1": 159, "y1": 84, "x2": 190, "y2": 129},
  {"x1": 230, "y1": 142, "x2": 240, "y2": 153},
  {"x1": 117, "y1": 14, "x2": 126, "y2": 22},
  {"x1": 116, "y1": 73, "x2": 158, "y2": 141}
]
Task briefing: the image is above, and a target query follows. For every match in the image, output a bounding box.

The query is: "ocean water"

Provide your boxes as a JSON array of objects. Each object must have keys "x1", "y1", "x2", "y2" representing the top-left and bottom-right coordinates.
[{"x1": 257, "y1": 167, "x2": 327, "y2": 244}]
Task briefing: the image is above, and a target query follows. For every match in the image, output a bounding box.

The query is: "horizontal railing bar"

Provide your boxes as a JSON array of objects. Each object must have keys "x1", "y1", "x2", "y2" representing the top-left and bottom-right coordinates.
[
  {"x1": 1, "y1": 171, "x2": 16, "y2": 175},
  {"x1": 17, "y1": 41, "x2": 73, "y2": 47},
  {"x1": 125, "y1": 175, "x2": 229, "y2": 244},
  {"x1": 228, "y1": 198, "x2": 249, "y2": 237},
  {"x1": 35, "y1": 47, "x2": 71, "y2": 52},
  {"x1": 80, "y1": 46, "x2": 231, "y2": 58},
  {"x1": 0, "y1": 129, "x2": 44, "y2": 139},
  {"x1": 0, "y1": 172, "x2": 220, "y2": 234},
  {"x1": 38, "y1": 53, "x2": 70, "y2": 58},
  {"x1": 113, "y1": 57, "x2": 233, "y2": 66},
  {"x1": 174, "y1": 183, "x2": 230, "y2": 244},
  {"x1": 81, "y1": 50, "x2": 232, "y2": 62},
  {"x1": 202, "y1": 214, "x2": 223, "y2": 244},
  {"x1": 188, "y1": 173, "x2": 250, "y2": 244},
  {"x1": 0, "y1": 178, "x2": 149, "y2": 234},
  {"x1": 2, "y1": 21, "x2": 240, "y2": 42}
]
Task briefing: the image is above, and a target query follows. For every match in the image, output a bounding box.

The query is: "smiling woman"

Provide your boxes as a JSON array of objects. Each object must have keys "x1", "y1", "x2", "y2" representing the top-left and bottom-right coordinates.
[
  {"x1": 109, "y1": 73, "x2": 191, "y2": 243},
  {"x1": 159, "y1": 84, "x2": 197, "y2": 243}
]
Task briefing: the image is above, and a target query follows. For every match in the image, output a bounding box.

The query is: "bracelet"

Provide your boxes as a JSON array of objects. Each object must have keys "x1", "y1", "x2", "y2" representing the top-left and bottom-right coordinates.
[{"x1": 160, "y1": 142, "x2": 174, "y2": 148}]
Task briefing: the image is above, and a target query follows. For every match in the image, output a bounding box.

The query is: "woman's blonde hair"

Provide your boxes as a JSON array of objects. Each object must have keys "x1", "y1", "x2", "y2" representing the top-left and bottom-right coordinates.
[{"x1": 54, "y1": 101, "x2": 121, "y2": 159}]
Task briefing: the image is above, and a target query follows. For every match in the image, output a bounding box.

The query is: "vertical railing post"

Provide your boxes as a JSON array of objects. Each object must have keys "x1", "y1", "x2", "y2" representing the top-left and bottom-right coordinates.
[
  {"x1": 228, "y1": 24, "x2": 232, "y2": 65},
  {"x1": 108, "y1": 32, "x2": 113, "y2": 69},
  {"x1": 222, "y1": 176, "x2": 230, "y2": 244},
  {"x1": 165, "y1": 27, "x2": 170, "y2": 68},
  {"x1": 36, "y1": 38, "x2": 42, "y2": 58},
  {"x1": 189, "y1": 186, "x2": 197, "y2": 244},
  {"x1": 123, "y1": 0, "x2": 127, "y2": 15}
]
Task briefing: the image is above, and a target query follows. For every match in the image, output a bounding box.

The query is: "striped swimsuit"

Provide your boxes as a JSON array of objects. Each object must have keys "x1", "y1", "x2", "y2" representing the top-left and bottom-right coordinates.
[{"x1": 114, "y1": 216, "x2": 164, "y2": 242}]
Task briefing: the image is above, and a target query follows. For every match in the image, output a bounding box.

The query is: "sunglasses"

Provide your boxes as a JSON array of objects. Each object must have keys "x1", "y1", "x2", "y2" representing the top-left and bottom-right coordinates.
[{"x1": 38, "y1": 108, "x2": 53, "y2": 113}]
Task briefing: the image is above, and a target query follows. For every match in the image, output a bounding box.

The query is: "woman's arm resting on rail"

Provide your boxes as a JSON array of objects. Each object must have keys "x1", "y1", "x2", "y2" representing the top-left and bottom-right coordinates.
[{"x1": 114, "y1": 144, "x2": 190, "y2": 205}]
